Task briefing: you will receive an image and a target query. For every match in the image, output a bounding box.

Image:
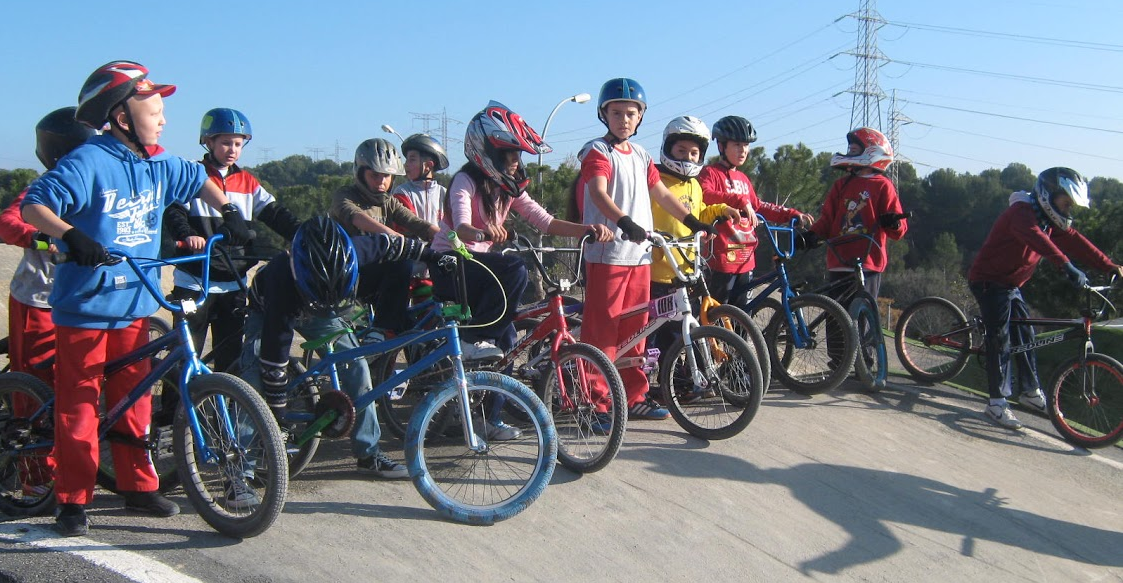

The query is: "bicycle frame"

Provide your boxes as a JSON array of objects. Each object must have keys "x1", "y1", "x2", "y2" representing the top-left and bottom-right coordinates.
[
  {"x1": 24, "y1": 236, "x2": 235, "y2": 465},
  {"x1": 742, "y1": 217, "x2": 817, "y2": 348},
  {"x1": 286, "y1": 255, "x2": 487, "y2": 452}
]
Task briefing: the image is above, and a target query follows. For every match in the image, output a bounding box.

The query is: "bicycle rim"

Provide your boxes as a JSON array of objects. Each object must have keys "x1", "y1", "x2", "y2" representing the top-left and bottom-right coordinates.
[
  {"x1": 894, "y1": 297, "x2": 975, "y2": 384},
  {"x1": 406, "y1": 371, "x2": 556, "y2": 524},
  {"x1": 1048, "y1": 354, "x2": 1123, "y2": 449},
  {"x1": 0, "y1": 373, "x2": 56, "y2": 517},
  {"x1": 538, "y1": 343, "x2": 626, "y2": 473}
]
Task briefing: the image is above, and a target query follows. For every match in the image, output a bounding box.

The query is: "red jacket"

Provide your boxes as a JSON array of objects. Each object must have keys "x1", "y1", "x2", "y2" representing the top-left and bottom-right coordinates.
[
  {"x1": 968, "y1": 195, "x2": 1115, "y2": 287},
  {"x1": 698, "y1": 163, "x2": 801, "y2": 273},
  {"x1": 809, "y1": 172, "x2": 906, "y2": 273}
]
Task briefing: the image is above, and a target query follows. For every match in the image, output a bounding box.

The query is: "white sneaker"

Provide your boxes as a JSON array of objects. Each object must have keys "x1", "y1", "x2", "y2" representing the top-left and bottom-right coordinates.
[
  {"x1": 473, "y1": 415, "x2": 522, "y2": 441},
  {"x1": 460, "y1": 340, "x2": 502, "y2": 361},
  {"x1": 984, "y1": 404, "x2": 1023, "y2": 429},
  {"x1": 1019, "y1": 390, "x2": 1047, "y2": 412}
]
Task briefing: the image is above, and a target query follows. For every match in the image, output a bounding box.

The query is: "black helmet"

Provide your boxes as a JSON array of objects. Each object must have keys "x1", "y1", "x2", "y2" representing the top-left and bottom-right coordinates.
[
  {"x1": 35, "y1": 107, "x2": 95, "y2": 170},
  {"x1": 291, "y1": 216, "x2": 359, "y2": 315},
  {"x1": 711, "y1": 116, "x2": 757, "y2": 144},
  {"x1": 400, "y1": 133, "x2": 449, "y2": 172},
  {"x1": 1034, "y1": 167, "x2": 1089, "y2": 230}
]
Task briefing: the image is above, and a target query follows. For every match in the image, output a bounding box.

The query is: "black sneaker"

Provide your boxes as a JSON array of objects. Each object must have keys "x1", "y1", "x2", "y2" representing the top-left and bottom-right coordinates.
[
  {"x1": 357, "y1": 452, "x2": 409, "y2": 479},
  {"x1": 55, "y1": 504, "x2": 89, "y2": 537},
  {"x1": 123, "y1": 491, "x2": 180, "y2": 517}
]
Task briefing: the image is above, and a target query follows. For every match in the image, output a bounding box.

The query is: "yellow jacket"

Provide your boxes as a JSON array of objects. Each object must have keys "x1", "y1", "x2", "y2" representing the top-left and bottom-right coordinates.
[{"x1": 651, "y1": 171, "x2": 729, "y2": 284}]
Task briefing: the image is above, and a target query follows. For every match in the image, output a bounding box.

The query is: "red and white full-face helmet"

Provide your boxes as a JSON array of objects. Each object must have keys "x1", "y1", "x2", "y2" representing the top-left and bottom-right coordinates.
[
  {"x1": 464, "y1": 101, "x2": 551, "y2": 195},
  {"x1": 830, "y1": 127, "x2": 894, "y2": 172}
]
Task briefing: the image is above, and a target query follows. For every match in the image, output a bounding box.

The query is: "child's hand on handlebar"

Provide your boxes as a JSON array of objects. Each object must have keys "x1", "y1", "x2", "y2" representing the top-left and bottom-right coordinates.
[
  {"x1": 586, "y1": 223, "x2": 614, "y2": 242},
  {"x1": 182, "y1": 236, "x2": 206, "y2": 251},
  {"x1": 798, "y1": 212, "x2": 816, "y2": 228},
  {"x1": 722, "y1": 207, "x2": 741, "y2": 222}
]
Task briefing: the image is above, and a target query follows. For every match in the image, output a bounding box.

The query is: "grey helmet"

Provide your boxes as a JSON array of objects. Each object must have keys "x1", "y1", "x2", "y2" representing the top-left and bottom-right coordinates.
[
  {"x1": 354, "y1": 138, "x2": 405, "y2": 182},
  {"x1": 400, "y1": 133, "x2": 449, "y2": 172}
]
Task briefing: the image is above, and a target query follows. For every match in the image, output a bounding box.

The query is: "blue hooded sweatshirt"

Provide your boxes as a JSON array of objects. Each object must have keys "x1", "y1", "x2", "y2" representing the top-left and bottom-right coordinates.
[{"x1": 23, "y1": 134, "x2": 207, "y2": 329}]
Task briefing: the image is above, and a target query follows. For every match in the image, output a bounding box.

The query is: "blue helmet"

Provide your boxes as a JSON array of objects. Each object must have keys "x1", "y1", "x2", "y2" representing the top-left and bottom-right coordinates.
[
  {"x1": 597, "y1": 78, "x2": 647, "y2": 129},
  {"x1": 291, "y1": 216, "x2": 358, "y2": 315},
  {"x1": 199, "y1": 108, "x2": 252, "y2": 145}
]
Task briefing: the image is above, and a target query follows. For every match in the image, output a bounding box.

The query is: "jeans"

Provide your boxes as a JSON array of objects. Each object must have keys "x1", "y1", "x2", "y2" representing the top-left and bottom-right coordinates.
[
  {"x1": 969, "y1": 281, "x2": 1040, "y2": 402},
  {"x1": 241, "y1": 309, "x2": 383, "y2": 459},
  {"x1": 431, "y1": 252, "x2": 527, "y2": 351}
]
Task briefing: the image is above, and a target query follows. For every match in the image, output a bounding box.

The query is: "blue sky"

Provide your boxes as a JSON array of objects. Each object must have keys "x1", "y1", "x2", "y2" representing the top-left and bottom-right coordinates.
[{"x1": 2, "y1": 0, "x2": 1121, "y2": 182}]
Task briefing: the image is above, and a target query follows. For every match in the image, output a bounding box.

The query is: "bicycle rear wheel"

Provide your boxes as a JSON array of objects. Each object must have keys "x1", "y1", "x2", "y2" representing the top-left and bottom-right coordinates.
[
  {"x1": 659, "y1": 325, "x2": 764, "y2": 440},
  {"x1": 894, "y1": 297, "x2": 977, "y2": 384},
  {"x1": 173, "y1": 373, "x2": 287, "y2": 538},
  {"x1": 406, "y1": 371, "x2": 556, "y2": 525},
  {"x1": 0, "y1": 373, "x2": 56, "y2": 517},
  {"x1": 282, "y1": 360, "x2": 322, "y2": 478},
  {"x1": 96, "y1": 317, "x2": 180, "y2": 494},
  {"x1": 536, "y1": 342, "x2": 625, "y2": 473},
  {"x1": 1048, "y1": 353, "x2": 1123, "y2": 449},
  {"x1": 770, "y1": 293, "x2": 857, "y2": 395},
  {"x1": 707, "y1": 304, "x2": 772, "y2": 392},
  {"x1": 849, "y1": 292, "x2": 888, "y2": 392},
  {"x1": 748, "y1": 297, "x2": 791, "y2": 374}
]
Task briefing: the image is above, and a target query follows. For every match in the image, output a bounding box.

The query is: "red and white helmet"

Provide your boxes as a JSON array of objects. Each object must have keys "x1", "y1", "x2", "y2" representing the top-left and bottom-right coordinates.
[
  {"x1": 464, "y1": 101, "x2": 551, "y2": 195},
  {"x1": 76, "y1": 61, "x2": 176, "y2": 129},
  {"x1": 830, "y1": 127, "x2": 894, "y2": 172}
]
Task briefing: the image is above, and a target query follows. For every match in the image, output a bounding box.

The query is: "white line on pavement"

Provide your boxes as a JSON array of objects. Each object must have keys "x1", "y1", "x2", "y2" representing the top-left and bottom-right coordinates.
[{"x1": 0, "y1": 522, "x2": 204, "y2": 583}]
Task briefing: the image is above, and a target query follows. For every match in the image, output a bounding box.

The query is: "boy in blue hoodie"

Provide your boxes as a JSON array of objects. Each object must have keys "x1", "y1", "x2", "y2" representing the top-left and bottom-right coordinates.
[{"x1": 21, "y1": 61, "x2": 252, "y2": 537}]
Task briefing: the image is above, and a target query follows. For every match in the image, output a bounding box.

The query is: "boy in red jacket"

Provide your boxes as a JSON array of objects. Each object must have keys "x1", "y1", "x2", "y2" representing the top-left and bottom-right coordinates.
[{"x1": 968, "y1": 167, "x2": 1122, "y2": 429}]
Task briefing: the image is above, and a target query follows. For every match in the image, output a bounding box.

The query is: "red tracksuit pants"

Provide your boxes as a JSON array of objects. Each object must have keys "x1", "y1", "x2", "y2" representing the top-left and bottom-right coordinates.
[
  {"x1": 9, "y1": 297, "x2": 57, "y2": 488},
  {"x1": 580, "y1": 262, "x2": 651, "y2": 406},
  {"x1": 54, "y1": 319, "x2": 158, "y2": 505}
]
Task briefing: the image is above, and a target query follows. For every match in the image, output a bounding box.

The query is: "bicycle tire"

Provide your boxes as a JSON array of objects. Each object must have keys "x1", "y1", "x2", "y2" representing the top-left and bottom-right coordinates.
[
  {"x1": 659, "y1": 325, "x2": 764, "y2": 440},
  {"x1": 173, "y1": 373, "x2": 287, "y2": 538},
  {"x1": 849, "y1": 292, "x2": 888, "y2": 392},
  {"x1": 770, "y1": 293, "x2": 857, "y2": 395},
  {"x1": 748, "y1": 297, "x2": 790, "y2": 373},
  {"x1": 894, "y1": 297, "x2": 976, "y2": 384},
  {"x1": 1047, "y1": 353, "x2": 1123, "y2": 449},
  {"x1": 707, "y1": 304, "x2": 772, "y2": 393},
  {"x1": 405, "y1": 371, "x2": 556, "y2": 525},
  {"x1": 282, "y1": 359, "x2": 322, "y2": 478},
  {"x1": 535, "y1": 342, "x2": 625, "y2": 473},
  {"x1": 374, "y1": 344, "x2": 440, "y2": 440},
  {"x1": 0, "y1": 373, "x2": 56, "y2": 517},
  {"x1": 96, "y1": 317, "x2": 181, "y2": 494}
]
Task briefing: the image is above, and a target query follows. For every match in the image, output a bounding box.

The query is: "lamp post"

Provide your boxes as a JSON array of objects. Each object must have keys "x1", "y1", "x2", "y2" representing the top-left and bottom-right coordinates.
[
  {"x1": 537, "y1": 93, "x2": 591, "y2": 190},
  {"x1": 381, "y1": 124, "x2": 404, "y2": 143}
]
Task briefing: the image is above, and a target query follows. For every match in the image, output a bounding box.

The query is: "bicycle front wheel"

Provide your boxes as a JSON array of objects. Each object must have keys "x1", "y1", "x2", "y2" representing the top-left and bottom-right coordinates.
[
  {"x1": 173, "y1": 373, "x2": 288, "y2": 538},
  {"x1": 659, "y1": 325, "x2": 764, "y2": 440},
  {"x1": 771, "y1": 293, "x2": 857, "y2": 395},
  {"x1": 894, "y1": 297, "x2": 976, "y2": 383},
  {"x1": 0, "y1": 373, "x2": 56, "y2": 517},
  {"x1": 536, "y1": 342, "x2": 625, "y2": 473},
  {"x1": 406, "y1": 371, "x2": 557, "y2": 525},
  {"x1": 1048, "y1": 353, "x2": 1123, "y2": 449},
  {"x1": 707, "y1": 304, "x2": 772, "y2": 392},
  {"x1": 849, "y1": 292, "x2": 888, "y2": 392}
]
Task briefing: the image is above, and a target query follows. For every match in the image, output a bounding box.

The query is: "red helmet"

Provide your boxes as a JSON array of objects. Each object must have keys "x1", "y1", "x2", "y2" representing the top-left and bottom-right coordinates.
[
  {"x1": 76, "y1": 61, "x2": 176, "y2": 129},
  {"x1": 830, "y1": 127, "x2": 894, "y2": 172},
  {"x1": 463, "y1": 101, "x2": 551, "y2": 195}
]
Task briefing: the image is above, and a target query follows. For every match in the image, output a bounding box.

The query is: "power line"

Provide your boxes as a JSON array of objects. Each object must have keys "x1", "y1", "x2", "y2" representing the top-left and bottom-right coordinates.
[
  {"x1": 885, "y1": 20, "x2": 1123, "y2": 53},
  {"x1": 905, "y1": 100, "x2": 1123, "y2": 135},
  {"x1": 843, "y1": 0, "x2": 887, "y2": 130},
  {"x1": 911, "y1": 121, "x2": 1123, "y2": 163},
  {"x1": 888, "y1": 58, "x2": 1123, "y2": 94}
]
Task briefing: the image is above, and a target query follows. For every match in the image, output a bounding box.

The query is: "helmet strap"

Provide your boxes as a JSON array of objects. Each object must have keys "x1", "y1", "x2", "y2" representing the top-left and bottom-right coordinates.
[{"x1": 113, "y1": 101, "x2": 150, "y2": 160}]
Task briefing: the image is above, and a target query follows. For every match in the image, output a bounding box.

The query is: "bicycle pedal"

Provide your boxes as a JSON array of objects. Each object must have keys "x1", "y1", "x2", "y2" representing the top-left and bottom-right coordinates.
[{"x1": 615, "y1": 356, "x2": 646, "y2": 369}]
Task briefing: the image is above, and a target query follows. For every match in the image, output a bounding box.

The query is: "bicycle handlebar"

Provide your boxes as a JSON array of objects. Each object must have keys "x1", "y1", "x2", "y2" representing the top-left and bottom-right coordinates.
[
  {"x1": 647, "y1": 231, "x2": 706, "y2": 284},
  {"x1": 105, "y1": 234, "x2": 230, "y2": 314}
]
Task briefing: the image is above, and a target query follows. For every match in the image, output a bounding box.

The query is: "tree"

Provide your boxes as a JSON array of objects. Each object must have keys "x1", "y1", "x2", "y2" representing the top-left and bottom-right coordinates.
[{"x1": 0, "y1": 168, "x2": 40, "y2": 208}]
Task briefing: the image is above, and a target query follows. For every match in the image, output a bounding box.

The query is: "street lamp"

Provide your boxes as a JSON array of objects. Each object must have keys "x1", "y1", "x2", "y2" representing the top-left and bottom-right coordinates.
[
  {"x1": 381, "y1": 124, "x2": 404, "y2": 143},
  {"x1": 537, "y1": 93, "x2": 592, "y2": 188}
]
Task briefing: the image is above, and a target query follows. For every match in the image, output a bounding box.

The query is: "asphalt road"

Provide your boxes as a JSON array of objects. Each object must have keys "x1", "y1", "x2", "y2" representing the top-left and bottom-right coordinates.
[{"x1": 2, "y1": 374, "x2": 1121, "y2": 583}]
